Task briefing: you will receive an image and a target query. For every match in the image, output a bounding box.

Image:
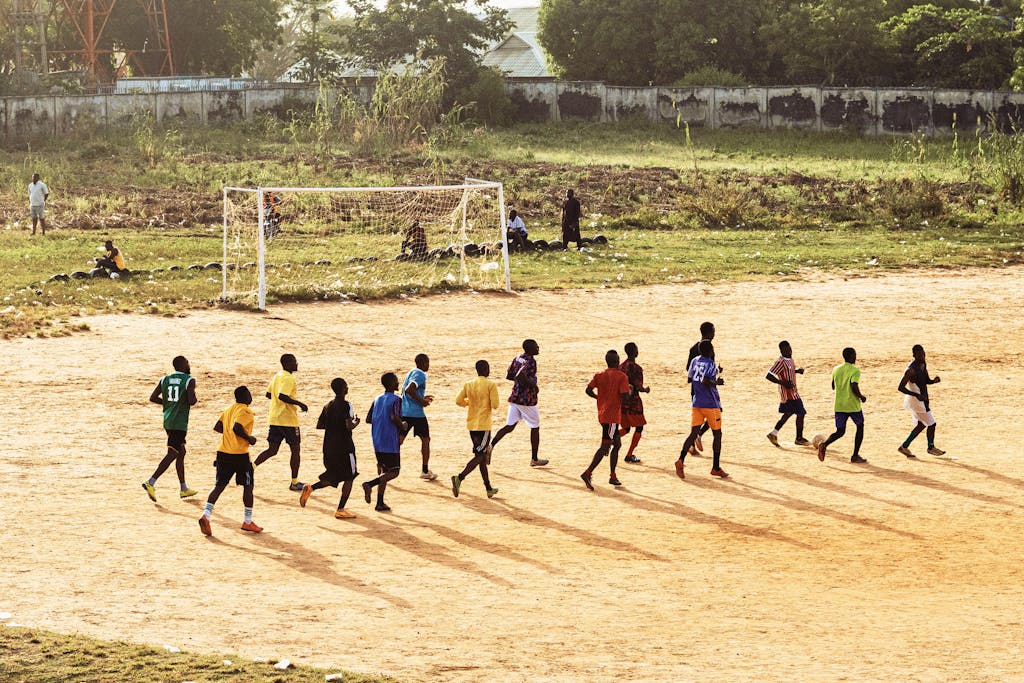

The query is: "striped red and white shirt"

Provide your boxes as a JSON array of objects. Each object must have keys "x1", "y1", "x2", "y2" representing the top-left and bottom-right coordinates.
[{"x1": 768, "y1": 356, "x2": 800, "y2": 402}]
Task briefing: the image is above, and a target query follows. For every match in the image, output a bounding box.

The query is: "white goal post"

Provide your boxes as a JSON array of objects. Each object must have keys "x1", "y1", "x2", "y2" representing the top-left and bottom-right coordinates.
[{"x1": 221, "y1": 179, "x2": 511, "y2": 310}]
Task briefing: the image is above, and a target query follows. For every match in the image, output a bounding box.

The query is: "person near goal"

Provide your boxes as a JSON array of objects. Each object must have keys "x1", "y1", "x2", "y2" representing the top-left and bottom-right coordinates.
[
  {"x1": 253, "y1": 354, "x2": 309, "y2": 491},
  {"x1": 489, "y1": 339, "x2": 549, "y2": 467},
  {"x1": 402, "y1": 353, "x2": 436, "y2": 480},
  {"x1": 95, "y1": 240, "x2": 126, "y2": 273},
  {"x1": 765, "y1": 340, "x2": 809, "y2": 448},
  {"x1": 199, "y1": 386, "x2": 262, "y2": 535},
  {"x1": 142, "y1": 355, "x2": 198, "y2": 502},
  {"x1": 400, "y1": 219, "x2": 428, "y2": 261},
  {"x1": 506, "y1": 209, "x2": 529, "y2": 251},
  {"x1": 561, "y1": 188, "x2": 583, "y2": 251},
  {"x1": 896, "y1": 345, "x2": 946, "y2": 458},
  {"x1": 451, "y1": 359, "x2": 501, "y2": 499},
  {"x1": 618, "y1": 342, "x2": 650, "y2": 463},
  {"x1": 300, "y1": 377, "x2": 361, "y2": 518},
  {"x1": 581, "y1": 350, "x2": 631, "y2": 491}
]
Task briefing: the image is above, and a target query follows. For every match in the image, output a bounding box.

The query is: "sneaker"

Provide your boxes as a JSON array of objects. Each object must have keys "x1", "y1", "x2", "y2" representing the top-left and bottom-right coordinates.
[
  {"x1": 694, "y1": 434, "x2": 704, "y2": 452},
  {"x1": 624, "y1": 455, "x2": 641, "y2": 463},
  {"x1": 609, "y1": 476, "x2": 622, "y2": 486},
  {"x1": 299, "y1": 483, "x2": 312, "y2": 507},
  {"x1": 850, "y1": 455, "x2": 868, "y2": 464},
  {"x1": 241, "y1": 520, "x2": 263, "y2": 533},
  {"x1": 710, "y1": 468, "x2": 730, "y2": 478},
  {"x1": 374, "y1": 502, "x2": 391, "y2": 512},
  {"x1": 288, "y1": 482, "x2": 306, "y2": 492},
  {"x1": 362, "y1": 482, "x2": 373, "y2": 504},
  {"x1": 674, "y1": 459, "x2": 685, "y2": 480},
  {"x1": 486, "y1": 487, "x2": 499, "y2": 498},
  {"x1": 897, "y1": 446, "x2": 916, "y2": 458},
  {"x1": 530, "y1": 458, "x2": 549, "y2": 467},
  {"x1": 198, "y1": 515, "x2": 212, "y2": 536},
  {"x1": 451, "y1": 475, "x2": 461, "y2": 498},
  {"x1": 142, "y1": 482, "x2": 157, "y2": 502},
  {"x1": 688, "y1": 446, "x2": 698, "y2": 456},
  {"x1": 817, "y1": 443, "x2": 826, "y2": 462},
  {"x1": 767, "y1": 433, "x2": 780, "y2": 447},
  {"x1": 794, "y1": 437, "x2": 810, "y2": 446},
  {"x1": 335, "y1": 509, "x2": 357, "y2": 519},
  {"x1": 580, "y1": 471, "x2": 594, "y2": 491},
  {"x1": 179, "y1": 488, "x2": 198, "y2": 499},
  {"x1": 927, "y1": 447, "x2": 946, "y2": 456},
  {"x1": 420, "y1": 470, "x2": 438, "y2": 481}
]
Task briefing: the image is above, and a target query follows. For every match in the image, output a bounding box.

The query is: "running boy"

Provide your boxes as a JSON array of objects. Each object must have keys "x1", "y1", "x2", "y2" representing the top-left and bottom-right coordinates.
[
  {"x1": 452, "y1": 360, "x2": 501, "y2": 499},
  {"x1": 581, "y1": 350, "x2": 632, "y2": 490},
  {"x1": 686, "y1": 322, "x2": 716, "y2": 454},
  {"x1": 362, "y1": 372, "x2": 406, "y2": 512},
  {"x1": 818, "y1": 347, "x2": 868, "y2": 464},
  {"x1": 897, "y1": 344, "x2": 946, "y2": 458},
  {"x1": 489, "y1": 339, "x2": 549, "y2": 467},
  {"x1": 765, "y1": 341, "x2": 809, "y2": 447},
  {"x1": 253, "y1": 353, "x2": 308, "y2": 491},
  {"x1": 402, "y1": 353, "x2": 436, "y2": 480},
  {"x1": 300, "y1": 378, "x2": 361, "y2": 518},
  {"x1": 675, "y1": 340, "x2": 729, "y2": 479},
  {"x1": 619, "y1": 342, "x2": 650, "y2": 463},
  {"x1": 143, "y1": 355, "x2": 198, "y2": 501},
  {"x1": 199, "y1": 386, "x2": 261, "y2": 535}
]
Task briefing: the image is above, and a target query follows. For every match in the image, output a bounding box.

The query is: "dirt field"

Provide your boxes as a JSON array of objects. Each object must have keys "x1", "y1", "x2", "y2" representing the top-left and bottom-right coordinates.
[{"x1": 2, "y1": 268, "x2": 1022, "y2": 682}]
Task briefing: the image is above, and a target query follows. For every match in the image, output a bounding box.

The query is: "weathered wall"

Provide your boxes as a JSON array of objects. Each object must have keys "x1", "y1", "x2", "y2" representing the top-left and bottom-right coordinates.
[{"x1": 6, "y1": 83, "x2": 1024, "y2": 144}]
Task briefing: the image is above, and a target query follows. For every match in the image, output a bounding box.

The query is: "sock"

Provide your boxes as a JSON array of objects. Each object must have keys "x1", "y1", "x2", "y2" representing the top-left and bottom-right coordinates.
[
  {"x1": 422, "y1": 466, "x2": 429, "y2": 474},
  {"x1": 769, "y1": 429, "x2": 779, "y2": 436},
  {"x1": 244, "y1": 506, "x2": 253, "y2": 523},
  {"x1": 203, "y1": 502, "x2": 214, "y2": 518},
  {"x1": 147, "y1": 478, "x2": 156, "y2": 487},
  {"x1": 927, "y1": 437, "x2": 935, "y2": 448},
  {"x1": 291, "y1": 478, "x2": 298, "y2": 486},
  {"x1": 180, "y1": 482, "x2": 189, "y2": 491},
  {"x1": 902, "y1": 432, "x2": 918, "y2": 448},
  {"x1": 627, "y1": 431, "x2": 642, "y2": 456}
]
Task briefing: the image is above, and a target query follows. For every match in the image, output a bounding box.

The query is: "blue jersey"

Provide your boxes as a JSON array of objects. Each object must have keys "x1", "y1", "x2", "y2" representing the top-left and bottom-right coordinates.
[
  {"x1": 688, "y1": 356, "x2": 721, "y2": 409},
  {"x1": 370, "y1": 392, "x2": 402, "y2": 453},
  {"x1": 401, "y1": 368, "x2": 427, "y2": 418}
]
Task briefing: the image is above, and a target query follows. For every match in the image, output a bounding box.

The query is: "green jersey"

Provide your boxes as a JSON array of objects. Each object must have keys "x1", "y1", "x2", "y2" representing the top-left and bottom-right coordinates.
[
  {"x1": 832, "y1": 363, "x2": 862, "y2": 413},
  {"x1": 160, "y1": 371, "x2": 193, "y2": 431}
]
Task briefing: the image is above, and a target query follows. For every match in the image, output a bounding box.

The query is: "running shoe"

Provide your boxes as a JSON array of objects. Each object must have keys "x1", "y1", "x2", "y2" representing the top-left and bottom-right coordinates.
[
  {"x1": 674, "y1": 459, "x2": 685, "y2": 480},
  {"x1": 694, "y1": 434, "x2": 704, "y2": 452},
  {"x1": 335, "y1": 509, "x2": 357, "y2": 519},
  {"x1": 299, "y1": 483, "x2": 312, "y2": 507},
  {"x1": 767, "y1": 433, "x2": 780, "y2": 447},
  {"x1": 927, "y1": 447, "x2": 947, "y2": 456},
  {"x1": 288, "y1": 482, "x2": 306, "y2": 492},
  {"x1": 419, "y1": 470, "x2": 438, "y2": 481},
  {"x1": 179, "y1": 488, "x2": 198, "y2": 499},
  {"x1": 486, "y1": 487, "x2": 499, "y2": 499},
  {"x1": 898, "y1": 446, "x2": 915, "y2": 458},
  {"x1": 609, "y1": 476, "x2": 622, "y2": 486},
  {"x1": 451, "y1": 475, "x2": 461, "y2": 498},
  {"x1": 374, "y1": 502, "x2": 391, "y2": 512},
  {"x1": 794, "y1": 438, "x2": 810, "y2": 446},
  {"x1": 624, "y1": 455, "x2": 642, "y2": 463},
  {"x1": 198, "y1": 515, "x2": 212, "y2": 536},
  {"x1": 580, "y1": 471, "x2": 594, "y2": 491},
  {"x1": 362, "y1": 482, "x2": 373, "y2": 504},
  {"x1": 850, "y1": 455, "x2": 868, "y2": 464},
  {"x1": 241, "y1": 520, "x2": 263, "y2": 533},
  {"x1": 142, "y1": 482, "x2": 157, "y2": 502},
  {"x1": 817, "y1": 444, "x2": 826, "y2": 462},
  {"x1": 530, "y1": 458, "x2": 550, "y2": 467},
  {"x1": 710, "y1": 468, "x2": 730, "y2": 478}
]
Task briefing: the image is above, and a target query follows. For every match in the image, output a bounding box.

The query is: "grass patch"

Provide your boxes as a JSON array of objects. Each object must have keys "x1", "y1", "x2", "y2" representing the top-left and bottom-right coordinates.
[{"x1": 0, "y1": 625, "x2": 394, "y2": 682}]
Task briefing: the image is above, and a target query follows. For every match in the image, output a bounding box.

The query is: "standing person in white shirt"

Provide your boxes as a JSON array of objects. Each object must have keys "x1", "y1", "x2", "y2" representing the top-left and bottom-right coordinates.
[
  {"x1": 506, "y1": 209, "x2": 529, "y2": 251},
  {"x1": 28, "y1": 173, "x2": 49, "y2": 235}
]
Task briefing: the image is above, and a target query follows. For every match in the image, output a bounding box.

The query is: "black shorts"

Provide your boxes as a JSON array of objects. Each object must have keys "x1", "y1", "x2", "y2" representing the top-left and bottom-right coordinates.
[
  {"x1": 268, "y1": 425, "x2": 301, "y2": 445},
  {"x1": 470, "y1": 430, "x2": 492, "y2": 454},
  {"x1": 165, "y1": 429, "x2": 187, "y2": 450},
  {"x1": 403, "y1": 416, "x2": 430, "y2": 438},
  {"x1": 215, "y1": 451, "x2": 254, "y2": 487},
  {"x1": 320, "y1": 449, "x2": 358, "y2": 485},
  {"x1": 600, "y1": 423, "x2": 621, "y2": 443},
  {"x1": 375, "y1": 451, "x2": 400, "y2": 472}
]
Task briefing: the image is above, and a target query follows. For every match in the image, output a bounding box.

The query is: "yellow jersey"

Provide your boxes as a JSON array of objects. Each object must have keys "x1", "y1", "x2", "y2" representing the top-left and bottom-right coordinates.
[
  {"x1": 108, "y1": 249, "x2": 126, "y2": 270},
  {"x1": 455, "y1": 376, "x2": 500, "y2": 431},
  {"x1": 267, "y1": 370, "x2": 299, "y2": 426},
  {"x1": 218, "y1": 402, "x2": 255, "y2": 455}
]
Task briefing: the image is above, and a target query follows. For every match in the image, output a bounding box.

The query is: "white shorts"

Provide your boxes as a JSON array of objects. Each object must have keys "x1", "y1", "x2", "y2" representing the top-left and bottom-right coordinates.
[
  {"x1": 30, "y1": 205, "x2": 45, "y2": 219},
  {"x1": 507, "y1": 403, "x2": 540, "y2": 428},
  {"x1": 908, "y1": 408, "x2": 936, "y2": 427}
]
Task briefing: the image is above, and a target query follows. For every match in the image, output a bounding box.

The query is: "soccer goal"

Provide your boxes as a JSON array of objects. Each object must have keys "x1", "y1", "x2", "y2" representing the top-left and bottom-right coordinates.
[{"x1": 221, "y1": 179, "x2": 510, "y2": 309}]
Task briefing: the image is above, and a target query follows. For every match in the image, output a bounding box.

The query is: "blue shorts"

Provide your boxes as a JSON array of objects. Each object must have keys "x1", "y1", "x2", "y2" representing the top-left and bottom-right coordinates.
[
  {"x1": 779, "y1": 399, "x2": 806, "y2": 416},
  {"x1": 834, "y1": 411, "x2": 865, "y2": 429},
  {"x1": 268, "y1": 425, "x2": 301, "y2": 445}
]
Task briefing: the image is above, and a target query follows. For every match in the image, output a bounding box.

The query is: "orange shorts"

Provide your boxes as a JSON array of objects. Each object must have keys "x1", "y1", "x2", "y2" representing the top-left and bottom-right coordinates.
[{"x1": 691, "y1": 407, "x2": 722, "y2": 430}]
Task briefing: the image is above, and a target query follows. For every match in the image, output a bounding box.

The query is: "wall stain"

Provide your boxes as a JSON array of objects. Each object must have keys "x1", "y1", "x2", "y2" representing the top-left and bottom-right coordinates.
[
  {"x1": 769, "y1": 92, "x2": 815, "y2": 122},
  {"x1": 881, "y1": 96, "x2": 929, "y2": 132},
  {"x1": 558, "y1": 90, "x2": 602, "y2": 120}
]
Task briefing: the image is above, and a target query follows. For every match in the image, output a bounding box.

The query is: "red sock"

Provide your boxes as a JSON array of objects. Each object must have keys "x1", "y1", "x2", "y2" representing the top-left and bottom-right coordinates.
[{"x1": 627, "y1": 430, "x2": 643, "y2": 456}]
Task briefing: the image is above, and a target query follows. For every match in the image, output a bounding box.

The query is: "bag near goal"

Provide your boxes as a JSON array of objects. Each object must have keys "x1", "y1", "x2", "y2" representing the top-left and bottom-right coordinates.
[{"x1": 221, "y1": 180, "x2": 510, "y2": 309}]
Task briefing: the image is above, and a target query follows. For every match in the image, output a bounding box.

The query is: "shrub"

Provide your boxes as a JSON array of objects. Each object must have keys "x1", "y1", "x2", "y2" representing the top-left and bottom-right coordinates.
[{"x1": 673, "y1": 67, "x2": 748, "y2": 88}]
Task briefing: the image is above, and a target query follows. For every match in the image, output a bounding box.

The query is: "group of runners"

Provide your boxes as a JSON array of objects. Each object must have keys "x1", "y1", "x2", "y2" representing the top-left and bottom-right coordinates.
[{"x1": 141, "y1": 325, "x2": 946, "y2": 536}]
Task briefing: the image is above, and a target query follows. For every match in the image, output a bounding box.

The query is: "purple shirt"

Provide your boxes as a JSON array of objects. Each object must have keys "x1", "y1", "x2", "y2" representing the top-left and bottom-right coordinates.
[
  {"x1": 507, "y1": 353, "x2": 538, "y2": 406},
  {"x1": 688, "y1": 356, "x2": 721, "y2": 409}
]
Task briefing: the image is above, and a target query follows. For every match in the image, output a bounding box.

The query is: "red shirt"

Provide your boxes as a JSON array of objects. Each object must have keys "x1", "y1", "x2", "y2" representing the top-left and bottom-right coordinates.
[{"x1": 588, "y1": 368, "x2": 631, "y2": 424}]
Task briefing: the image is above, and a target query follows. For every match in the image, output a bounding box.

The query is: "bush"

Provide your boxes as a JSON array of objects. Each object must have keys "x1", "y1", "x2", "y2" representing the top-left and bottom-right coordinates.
[
  {"x1": 456, "y1": 67, "x2": 514, "y2": 126},
  {"x1": 673, "y1": 67, "x2": 748, "y2": 88}
]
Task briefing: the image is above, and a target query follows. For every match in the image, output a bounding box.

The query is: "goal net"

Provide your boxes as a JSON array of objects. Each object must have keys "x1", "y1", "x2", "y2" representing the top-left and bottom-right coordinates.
[{"x1": 221, "y1": 179, "x2": 510, "y2": 309}]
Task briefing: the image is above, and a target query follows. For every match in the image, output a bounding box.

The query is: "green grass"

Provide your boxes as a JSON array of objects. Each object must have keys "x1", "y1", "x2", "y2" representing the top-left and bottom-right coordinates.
[{"x1": 0, "y1": 625, "x2": 395, "y2": 683}]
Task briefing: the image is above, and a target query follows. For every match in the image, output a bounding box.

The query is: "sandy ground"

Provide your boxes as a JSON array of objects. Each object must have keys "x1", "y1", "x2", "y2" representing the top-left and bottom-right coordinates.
[{"x1": 2, "y1": 268, "x2": 1023, "y2": 682}]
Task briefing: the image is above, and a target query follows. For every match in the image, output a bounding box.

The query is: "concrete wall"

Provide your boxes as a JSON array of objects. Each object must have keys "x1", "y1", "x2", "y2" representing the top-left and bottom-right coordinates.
[{"x1": 6, "y1": 83, "x2": 1024, "y2": 143}]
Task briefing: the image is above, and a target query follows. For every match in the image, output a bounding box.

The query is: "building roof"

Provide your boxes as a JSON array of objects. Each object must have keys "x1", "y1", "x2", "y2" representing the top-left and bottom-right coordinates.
[{"x1": 482, "y1": 31, "x2": 551, "y2": 78}]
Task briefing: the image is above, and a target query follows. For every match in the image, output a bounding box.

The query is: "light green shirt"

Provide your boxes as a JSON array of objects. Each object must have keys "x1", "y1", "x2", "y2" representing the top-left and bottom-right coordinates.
[{"x1": 832, "y1": 363, "x2": 862, "y2": 413}]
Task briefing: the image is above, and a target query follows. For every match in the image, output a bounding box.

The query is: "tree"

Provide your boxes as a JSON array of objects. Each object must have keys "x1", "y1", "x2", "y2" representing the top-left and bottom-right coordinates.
[
  {"x1": 343, "y1": 0, "x2": 511, "y2": 99},
  {"x1": 290, "y1": 0, "x2": 347, "y2": 82}
]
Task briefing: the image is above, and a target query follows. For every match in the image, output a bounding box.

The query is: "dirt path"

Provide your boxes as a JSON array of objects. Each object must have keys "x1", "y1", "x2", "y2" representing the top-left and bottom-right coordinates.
[{"x1": 2, "y1": 268, "x2": 1022, "y2": 681}]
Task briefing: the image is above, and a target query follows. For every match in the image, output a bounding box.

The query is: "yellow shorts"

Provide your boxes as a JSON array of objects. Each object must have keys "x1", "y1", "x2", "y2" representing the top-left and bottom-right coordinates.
[{"x1": 691, "y1": 407, "x2": 722, "y2": 430}]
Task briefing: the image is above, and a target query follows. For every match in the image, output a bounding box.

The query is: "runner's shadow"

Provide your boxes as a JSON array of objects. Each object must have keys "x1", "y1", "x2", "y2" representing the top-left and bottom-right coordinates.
[
  {"x1": 927, "y1": 459, "x2": 1024, "y2": 489},
  {"x1": 386, "y1": 511, "x2": 561, "y2": 575},
  {"x1": 741, "y1": 460, "x2": 914, "y2": 509},
  {"x1": 617, "y1": 488, "x2": 813, "y2": 549},
  {"x1": 153, "y1": 502, "x2": 412, "y2": 608},
  {"x1": 861, "y1": 463, "x2": 1024, "y2": 510},
  {"x1": 323, "y1": 514, "x2": 515, "y2": 588}
]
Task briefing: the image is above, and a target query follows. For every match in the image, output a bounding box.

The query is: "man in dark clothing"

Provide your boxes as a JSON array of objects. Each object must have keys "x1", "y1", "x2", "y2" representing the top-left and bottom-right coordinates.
[{"x1": 561, "y1": 189, "x2": 582, "y2": 250}]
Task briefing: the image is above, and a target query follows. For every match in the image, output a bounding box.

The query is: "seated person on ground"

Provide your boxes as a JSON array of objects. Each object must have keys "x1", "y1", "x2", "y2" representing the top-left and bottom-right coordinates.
[
  {"x1": 507, "y1": 209, "x2": 529, "y2": 250},
  {"x1": 263, "y1": 192, "x2": 283, "y2": 239},
  {"x1": 400, "y1": 220, "x2": 428, "y2": 261},
  {"x1": 95, "y1": 240, "x2": 126, "y2": 272}
]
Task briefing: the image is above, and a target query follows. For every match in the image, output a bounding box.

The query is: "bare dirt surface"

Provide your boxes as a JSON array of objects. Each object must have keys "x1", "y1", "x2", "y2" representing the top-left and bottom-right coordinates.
[{"x1": 2, "y1": 268, "x2": 1022, "y2": 682}]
